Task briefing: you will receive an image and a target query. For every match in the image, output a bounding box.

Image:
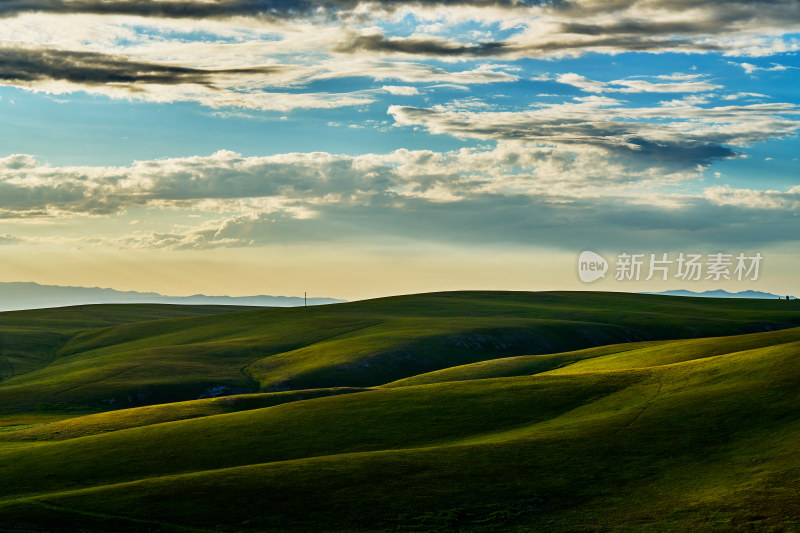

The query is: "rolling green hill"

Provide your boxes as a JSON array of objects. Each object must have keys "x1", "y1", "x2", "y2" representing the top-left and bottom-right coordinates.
[
  {"x1": 0, "y1": 292, "x2": 799, "y2": 532},
  {"x1": 0, "y1": 304, "x2": 249, "y2": 384},
  {"x1": 1, "y1": 291, "x2": 798, "y2": 413},
  {"x1": 384, "y1": 326, "x2": 800, "y2": 387}
]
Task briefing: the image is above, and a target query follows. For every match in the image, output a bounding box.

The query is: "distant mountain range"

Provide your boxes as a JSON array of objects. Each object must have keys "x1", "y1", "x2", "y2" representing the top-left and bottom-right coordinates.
[
  {"x1": 0, "y1": 282, "x2": 345, "y2": 311},
  {"x1": 1, "y1": 283, "x2": 794, "y2": 313},
  {"x1": 647, "y1": 289, "x2": 796, "y2": 299}
]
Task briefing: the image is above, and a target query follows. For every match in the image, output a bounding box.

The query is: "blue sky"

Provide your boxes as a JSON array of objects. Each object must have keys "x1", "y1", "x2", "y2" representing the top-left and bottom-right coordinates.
[{"x1": 0, "y1": 1, "x2": 798, "y2": 299}]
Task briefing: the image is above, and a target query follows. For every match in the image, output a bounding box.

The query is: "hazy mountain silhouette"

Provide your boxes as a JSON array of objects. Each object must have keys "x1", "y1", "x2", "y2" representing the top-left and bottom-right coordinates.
[
  {"x1": 648, "y1": 289, "x2": 795, "y2": 299},
  {"x1": 0, "y1": 282, "x2": 344, "y2": 311}
]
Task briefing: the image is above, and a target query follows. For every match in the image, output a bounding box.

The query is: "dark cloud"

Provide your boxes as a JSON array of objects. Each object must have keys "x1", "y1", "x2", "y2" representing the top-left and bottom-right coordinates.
[
  {"x1": 517, "y1": 36, "x2": 726, "y2": 55},
  {"x1": 620, "y1": 138, "x2": 737, "y2": 166},
  {"x1": 1, "y1": 1, "x2": 796, "y2": 62},
  {"x1": 0, "y1": 47, "x2": 290, "y2": 86},
  {"x1": 2, "y1": 0, "x2": 797, "y2": 25},
  {"x1": 556, "y1": 4, "x2": 800, "y2": 36},
  {"x1": 127, "y1": 193, "x2": 800, "y2": 250},
  {"x1": 385, "y1": 195, "x2": 800, "y2": 249},
  {"x1": 333, "y1": 33, "x2": 725, "y2": 58},
  {"x1": 0, "y1": 0, "x2": 316, "y2": 19},
  {"x1": 552, "y1": 0, "x2": 800, "y2": 20},
  {"x1": 0, "y1": 0, "x2": 543, "y2": 20},
  {"x1": 388, "y1": 103, "x2": 800, "y2": 170},
  {"x1": 333, "y1": 34, "x2": 509, "y2": 56},
  {"x1": 0, "y1": 179, "x2": 134, "y2": 216},
  {"x1": 325, "y1": 0, "x2": 800, "y2": 59}
]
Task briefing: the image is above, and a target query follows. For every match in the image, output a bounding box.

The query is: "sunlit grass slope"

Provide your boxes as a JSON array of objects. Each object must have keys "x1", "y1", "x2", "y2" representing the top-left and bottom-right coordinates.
[
  {"x1": 0, "y1": 323, "x2": 798, "y2": 531},
  {"x1": 0, "y1": 387, "x2": 365, "y2": 442},
  {"x1": 0, "y1": 304, "x2": 246, "y2": 384},
  {"x1": 1, "y1": 291, "x2": 798, "y2": 414},
  {"x1": 385, "y1": 326, "x2": 800, "y2": 387}
]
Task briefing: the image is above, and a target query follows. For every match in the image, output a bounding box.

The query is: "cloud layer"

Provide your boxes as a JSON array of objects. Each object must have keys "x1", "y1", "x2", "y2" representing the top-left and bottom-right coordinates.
[
  {"x1": 0, "y1": 0, "x2": 797, "y2": 109},
  {"x1": 2, "y1": 145, "x2": 799, "y2": 251},
  {"x1": 389, "y1": 97, "x2": 800, "y2": 174},
  {"x1": 0, "y1": 47, "x2": 293, "y2": 86},
  {"x1": 1, "y1": 0, "x2": 798, "y2": 269}
]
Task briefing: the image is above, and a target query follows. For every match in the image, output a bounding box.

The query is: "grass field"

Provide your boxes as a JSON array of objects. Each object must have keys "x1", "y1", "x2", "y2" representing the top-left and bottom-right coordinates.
[{"x1": 0, "y1": 291, "x2": 798, "y2": 532}]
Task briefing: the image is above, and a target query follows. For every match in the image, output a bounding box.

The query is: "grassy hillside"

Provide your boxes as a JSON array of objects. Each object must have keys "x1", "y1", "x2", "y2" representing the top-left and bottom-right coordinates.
[
  {"x1": 0, "y1": 292, "x2": 799, "y2": 532},
  {"x1": 0, "y1": 304, "x2": 248, "y2": 384},
  {"x1": 1, "y1": 291, "x2": 799, "y2": 413},
  {"x1": 385, "y1": 326, "x2": 800, "y2": 387},
  {"x1": 0, "y1": 387, "x2": 366, "y2": 442},
  {"x1": 0, "y1": 322, "x2": 798, "y2": 530}
]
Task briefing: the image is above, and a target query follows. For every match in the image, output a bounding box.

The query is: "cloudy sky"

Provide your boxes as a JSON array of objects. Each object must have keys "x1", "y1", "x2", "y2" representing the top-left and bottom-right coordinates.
[{"x1": 0, "y1": 0, "x2": 798, "y2": 299}]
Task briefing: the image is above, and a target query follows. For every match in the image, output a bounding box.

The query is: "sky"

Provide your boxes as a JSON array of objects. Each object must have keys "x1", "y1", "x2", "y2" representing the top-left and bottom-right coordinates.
[{"x1": 0, "y1": 0, "x2": 799, "y2": 300}]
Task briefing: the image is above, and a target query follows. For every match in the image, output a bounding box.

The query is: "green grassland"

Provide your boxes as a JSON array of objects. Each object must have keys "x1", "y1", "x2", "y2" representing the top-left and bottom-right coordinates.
[
  {"x1": 2, "y1": 291, "x2": 798, "y2": 413},
  {"x1": 0, "y1": 304, "x2": 248, "y2": 390},
  {"x1": 0, "y1": 291, "x2": 798, "y2": 532}
]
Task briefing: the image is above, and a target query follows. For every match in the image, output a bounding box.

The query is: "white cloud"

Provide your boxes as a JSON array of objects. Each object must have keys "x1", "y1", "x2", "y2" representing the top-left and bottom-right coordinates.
[
  {"x1": 733, "y1": 62, "x2": 798, "y2": 74},
  {"x1": 704, "y1": 185, "x2": 800, "y2": 210},
  {"x1": 2, "y1": 146, "x2": 799, "y2": 250},
  {"x1": 722, "y1": 92, "x2": 768, "y2": 101},
  {"x1": 382, "y1": 85, "x2": 420, "y2": 95},
  {"x1": 556, "y1": 73, "x2": 722, "y2": 94},
  {"x1": 655, "y1": 73, "x2": 704, "y2": 81}
]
